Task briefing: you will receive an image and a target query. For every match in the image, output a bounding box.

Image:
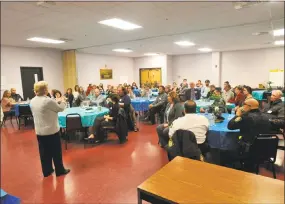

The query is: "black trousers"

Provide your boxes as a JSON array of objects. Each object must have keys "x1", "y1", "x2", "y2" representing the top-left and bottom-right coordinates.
[
  {"x1": 93, "y1": 116, "x2": 115, "y2": 142},
  {"x1": 37, "y1": 132, "x2": 65, "y2": 176},
  {"x1": 149, "y1": 106, "x2": 162, "y2": 124}
]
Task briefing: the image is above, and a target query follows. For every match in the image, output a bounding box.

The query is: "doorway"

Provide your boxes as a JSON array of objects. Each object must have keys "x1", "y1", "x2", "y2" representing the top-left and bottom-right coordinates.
[
  {"x1": 139, "y1": 68, "x2": 161, "y2": 88},
  {"x1": 20, "y1": 67, "x2": 44, "y2": 100}
]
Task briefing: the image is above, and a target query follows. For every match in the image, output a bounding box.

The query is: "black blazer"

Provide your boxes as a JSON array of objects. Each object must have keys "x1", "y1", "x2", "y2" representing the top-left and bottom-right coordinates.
[
  {"x1": 164, "y1": 102, "x2": 184, "y2": 126},
  {"x1": 166, "y1": 130, "x2": 201, "y2": 161},
  {"x1": 185, "y1": 88, "x2": 201, "y2": 100}
]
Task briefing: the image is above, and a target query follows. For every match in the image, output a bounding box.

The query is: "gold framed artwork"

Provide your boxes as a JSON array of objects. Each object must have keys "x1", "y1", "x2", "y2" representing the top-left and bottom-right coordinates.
[{"x1": 100, "y1": 69, "x2": 113, "y2": 80}]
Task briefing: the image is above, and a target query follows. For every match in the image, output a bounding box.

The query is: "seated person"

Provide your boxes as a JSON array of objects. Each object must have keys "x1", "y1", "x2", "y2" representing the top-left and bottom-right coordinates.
[
  {"x1": 165, "y1": 85, "x2": 171, "y2": 95},
  {"x1": 90, "y1": 88, "x2": 106, "y2": 107},
  {"x1": 10, "y1": 88, "x2": 23, "y2": 102},
  {"x1": 228, "y1": 99, "x2": 274, "y2": 171},
  {"x1": 262, "y1": 90, "x2": 284, "y2": 118},
  {"x1": 127, "y1": 86, "x2": 136, "y2": 99},
  {"x1": 131, "y1": 82, "x2": 138, "y2": 90},
  {"x1": 1, "y1": 90, "x2": 16, "y2": 118},
  {"x1": 206, "y1": 84, "x2": 216, "y2": 98},
  {"x1": 86, "y1": 95, "x2": 127, "y2": 143},
  {"x1": 53, "y1": 90, "x2": 62, "y2": 99},
  {"x1": 222, "y1": 84, "x2": 234, "y2": 103},
  {"x1": 201, "y1": 89, "x2": 226, "y2": 113},
  {"x1": 156, "y1": 91, "x2": 184, "y2": 147},
  {"x1": 172, "y1": 82, "x2": 180, "y2": 93},
  {"x1": 86, "y1": 84, "x2": 93, "y2": 96},
  {"x1": 201, "y1": 80, "x2": 210, "y2": 98},
  {"x1": 73, "y1": 87, "x2": 87, "y2": 107},
  {"x1": 185, "y1": 82, "x2": 201, "y2": 100},
  {"x1": 64, "y1": 88, "x2": 74, "y2": 107},
  {"x1": 231, "y1": 85, "x2": 245, "y2": 107},
  {"x1": 196, "y1": 80, "x2": 203, "y2": 88},
  {"x1": 141, "y1": 85, "x2": 152, "y2": 98},
  {"x1": 147, "y1": 86, "x2": 168, "y2": 125},
  {"x1": 99, "y1": 83, "x2": 104, "y2": 93},
  {"x1": 73, "y1": 85, "x2": 80, "y2": 100},
  {"x1": 169, "y1": 100, "x2": 209, "y2": 153},
  {"x1": 243, "y1": 85, "x2": 253, "y2": 101}
]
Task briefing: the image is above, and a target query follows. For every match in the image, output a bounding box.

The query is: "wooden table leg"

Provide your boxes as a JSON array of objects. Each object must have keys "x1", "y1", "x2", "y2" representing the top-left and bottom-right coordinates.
[{"x1": 137, "y1": 189, "x2": 142, "y2": 204}]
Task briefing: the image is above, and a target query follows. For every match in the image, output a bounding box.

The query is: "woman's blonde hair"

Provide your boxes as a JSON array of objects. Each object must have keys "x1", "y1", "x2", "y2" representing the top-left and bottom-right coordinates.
[{"x1": 34, "y1": 81, "x2": 48, "y2": 96}]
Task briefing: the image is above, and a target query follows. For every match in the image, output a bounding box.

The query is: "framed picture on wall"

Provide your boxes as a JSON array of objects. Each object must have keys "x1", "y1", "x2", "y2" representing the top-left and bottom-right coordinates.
[{"x1": 100, "y1": 69, "x2": 113, "y2": 80}]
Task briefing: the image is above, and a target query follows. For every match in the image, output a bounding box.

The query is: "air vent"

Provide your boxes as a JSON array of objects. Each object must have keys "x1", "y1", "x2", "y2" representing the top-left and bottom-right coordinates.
[
  {"x1": 233, "y1": 1, "x2": 265, "y2": 10},
  {"x1": 252, "y1": 31, "x2": 269, "y2": 36},
  {"x1": 36, "y1": 1, "x2": 56, "y2": 8}
]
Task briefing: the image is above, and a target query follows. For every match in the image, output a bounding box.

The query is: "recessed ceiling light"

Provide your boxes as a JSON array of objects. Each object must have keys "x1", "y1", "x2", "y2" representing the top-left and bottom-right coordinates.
[
  {"x1": 273, "y1": 28, "x2": 284, "y2": 36},
  {"x1": 98, "y1": 18, "x2": 142, "y2": 30},
  {"x1": 144, "y1": 53, "x2": 160, "y2": 56},
  {"x1": 174, "y1": 41, "x2": 195, "y2": 46},
  {"x1": 112, "y1": 48, "x2": 133, "y2": 53},
  {"x1": 27, "y1": 37, "x2": 65, "y2": 44},
  {"x1": 274, "y1": 40, "x2": 284, "y2": 46},
  {"x1": 198, "y1": 48, "x2": 212, "y2": 52}
]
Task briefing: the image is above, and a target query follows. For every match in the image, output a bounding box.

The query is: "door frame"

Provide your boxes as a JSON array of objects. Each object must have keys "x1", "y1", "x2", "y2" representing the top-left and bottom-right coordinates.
[
  {"x1": 20, "y1": 67, "x2": 44, "y2": 99},
  {"x1": 139, "y1": 68, "x2": 162, "y2": 87}
]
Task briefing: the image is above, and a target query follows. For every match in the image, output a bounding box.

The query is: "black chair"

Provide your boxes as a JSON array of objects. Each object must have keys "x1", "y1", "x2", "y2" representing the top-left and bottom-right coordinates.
[
  {"x1": 18, "y1": 105, "x2": 33, "y2": 130},
  {"x1": 102, "y1": 108, "x2": 128, "y2": 143},
  {"x1": 64, "y1": 114, "x2": 86, "y2": 150},
  {"x1": 243, "y1": 134, "x2": 279, "y2": 179}
]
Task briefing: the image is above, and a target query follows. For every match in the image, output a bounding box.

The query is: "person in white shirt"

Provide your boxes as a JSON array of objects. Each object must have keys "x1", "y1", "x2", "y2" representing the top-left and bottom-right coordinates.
[
  {"x1": 222, "y1": 84, "x2": 234, "y2": 103},
  {"x1": 169, "y1": 100, "x2": 209, "y2": 152},
  {"x1": 73, "y1": 85, "x2": 80, "y2": 100},
  {"x1": 201, "y1": 80, "x2": 210, "y2": 98},
  {"x1": 30, "y1": 81, "x2": 70, "y2": 178}
]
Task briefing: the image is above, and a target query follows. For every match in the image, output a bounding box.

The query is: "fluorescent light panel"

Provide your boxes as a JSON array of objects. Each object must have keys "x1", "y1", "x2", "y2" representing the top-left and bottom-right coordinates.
[
  {"x1": 274, "y1": 40, "x2": 284, "y2": 45},
  {"x1": 144, "y1": 53, "x2": 159, "y2": 56},
  {"x1": 174, "y1": 41, "x2": 195, "y2": 46},
  {"x1": 27, "y1": 37, "x2": 65, "y2": 44},
  {"x1": 198, "y1": 48, "x2": 212, "y2": 52},
  {"x1": 98, "y1": 18, "x2": 142, "y2": 30},
  {"x1": 112, "y1": 48, "x2": 133, "y2": 53},
  {"x1": 273, "y1": 28, "x2": 284, "y2": 36}
]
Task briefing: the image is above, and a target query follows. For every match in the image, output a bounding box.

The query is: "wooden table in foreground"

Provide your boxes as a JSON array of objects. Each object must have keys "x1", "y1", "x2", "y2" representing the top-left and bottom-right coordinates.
[{"x1": 137, "y1": 156, "x2": 284, "y2": 204}]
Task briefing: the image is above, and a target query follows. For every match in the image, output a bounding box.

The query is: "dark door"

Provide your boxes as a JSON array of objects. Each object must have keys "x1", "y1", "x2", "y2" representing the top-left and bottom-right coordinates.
[{"x1": 20, "y1": 67, "x2": 44, "y2": 100}]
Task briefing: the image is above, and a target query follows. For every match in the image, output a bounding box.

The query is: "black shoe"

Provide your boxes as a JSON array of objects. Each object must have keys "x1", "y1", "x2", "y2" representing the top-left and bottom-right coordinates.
[
  {"x1": 44, "y1": 169, "x2": 54, "y2": 177},
  {"x1": 56, "y1": 169, "x2": 70, "y2": 177},
  {"x1": 120, "y1": 138, "x2": 128, "y2": 144}
]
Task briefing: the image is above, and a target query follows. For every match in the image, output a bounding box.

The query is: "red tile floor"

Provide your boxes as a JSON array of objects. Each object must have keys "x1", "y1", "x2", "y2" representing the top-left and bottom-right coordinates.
[{"x1": 1, "y1": 121, "x2": 284, "y2": 204}]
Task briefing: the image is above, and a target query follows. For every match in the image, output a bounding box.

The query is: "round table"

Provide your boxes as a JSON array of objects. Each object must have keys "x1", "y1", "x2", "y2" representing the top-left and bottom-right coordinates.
[
  {"x1": 206, "y1": 113, "x2": 240, "y2": 150},
  {"x1": 152, "y1": 92, "x2": 158, "y2": 97},
  {"x1": 195, "y1": 100, "x2": 235, "y2": 112},
  {"x1": 58, "y1": 107, "x2": 109, "y2": 128},
  {"x1": 131, "y1": 97, "x2": 155, "y2": 111}
]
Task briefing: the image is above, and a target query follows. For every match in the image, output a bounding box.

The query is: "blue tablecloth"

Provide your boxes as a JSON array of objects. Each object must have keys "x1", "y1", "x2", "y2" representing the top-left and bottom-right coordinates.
[
  {"x1": 1, "y1": 189, "x2": 20, "y2": 204},
  {"x1": 14, "y1": 103, "x2": 30, "y2": 117},
  {"x1": 199, "y1": 113, "x2": 240, "y2": 150},
  {"x1": 131, "y1": 98, "x2": 155, "y2": 111},
  {"x1": 58, "y1": 107, "x2": 109, "y2": 128},
  {"x1": 252, "y1": 90, "x2": 265, "y2": 100}
]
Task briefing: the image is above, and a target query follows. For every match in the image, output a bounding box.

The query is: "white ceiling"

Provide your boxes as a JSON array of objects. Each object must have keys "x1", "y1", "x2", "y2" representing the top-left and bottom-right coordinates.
[{"x1": 1, "y1": 1, "x2": 284, "y2": 57}]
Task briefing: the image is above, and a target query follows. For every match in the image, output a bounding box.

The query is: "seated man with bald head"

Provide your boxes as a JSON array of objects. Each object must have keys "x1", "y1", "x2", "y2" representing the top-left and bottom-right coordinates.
[
  {"x1": 262, "y1": 90, "x2": 284, "y2": 118},
  {"x1": 11, "y1": 88, "x2": 23, "y2": 102},
  {"x1": 228, "y1": 98, "x2": 273, "y2": 144}
]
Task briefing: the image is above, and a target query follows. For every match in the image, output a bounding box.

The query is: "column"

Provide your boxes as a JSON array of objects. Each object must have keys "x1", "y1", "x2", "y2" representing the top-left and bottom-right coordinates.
[{"x1": 62, "y1": 50, "x2": 77, "y2": 90}]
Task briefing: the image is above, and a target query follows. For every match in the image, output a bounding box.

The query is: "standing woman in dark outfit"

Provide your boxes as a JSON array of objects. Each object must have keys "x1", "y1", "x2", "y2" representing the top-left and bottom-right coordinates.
[
  {"x1": 64, "y1": 88, "x2": 74, "y2": 107},
  {"x1": 30, "y1": 81, "x2": 70, "y2": 177},
  {"x1": 86, "y1": 95, "x2": 120, "y2": 143}
]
